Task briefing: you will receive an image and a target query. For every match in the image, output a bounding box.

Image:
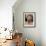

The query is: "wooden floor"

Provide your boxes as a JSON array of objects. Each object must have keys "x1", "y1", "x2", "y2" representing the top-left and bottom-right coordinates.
[{"x1": 0, "y1": 39, "x2": 16, "y2": 46}]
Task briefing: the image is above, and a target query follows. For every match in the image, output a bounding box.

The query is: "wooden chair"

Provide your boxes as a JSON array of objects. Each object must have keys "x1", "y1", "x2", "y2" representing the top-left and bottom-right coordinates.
[
  {"x1": 15, "y1": 33, "x2": 23, "y2": 46},
  {"x1": 25, "y1": 40, "x2": 35, "y2": 46}
]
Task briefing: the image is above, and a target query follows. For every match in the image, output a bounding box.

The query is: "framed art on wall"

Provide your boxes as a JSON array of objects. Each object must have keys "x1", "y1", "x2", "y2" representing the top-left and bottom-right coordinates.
[{"x1": 23, "y1": 12, "x2": 36, "y2": 28}]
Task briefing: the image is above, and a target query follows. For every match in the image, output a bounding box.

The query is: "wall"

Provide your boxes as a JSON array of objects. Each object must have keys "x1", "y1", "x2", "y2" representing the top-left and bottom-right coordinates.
[
  {"x1": 13, "y1": 0, "x2": 41, "y2": 46},
  {"x1": 0, "y1": 0, "x2": 16, "y2": 30},
  {"x1": 41, "y1": 0, "x2": 46, "y2": 46}
]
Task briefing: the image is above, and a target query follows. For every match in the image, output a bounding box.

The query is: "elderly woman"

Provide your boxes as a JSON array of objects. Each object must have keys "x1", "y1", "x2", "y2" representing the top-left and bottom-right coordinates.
[{"x1": 25, "y1": 14, "x2": 33, "y2": 25}]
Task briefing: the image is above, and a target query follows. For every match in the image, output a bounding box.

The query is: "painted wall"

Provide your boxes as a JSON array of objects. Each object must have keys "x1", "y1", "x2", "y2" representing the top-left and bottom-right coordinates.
[
  {"x1": 13, "y1": 0, "x2": 42, "y2": 46},
  {"x1": 0, "y1": 0, "x2": 16, "y2": 29},
  {"x1": 41, "y1": 0, "x2": 46, "y2": 46}
]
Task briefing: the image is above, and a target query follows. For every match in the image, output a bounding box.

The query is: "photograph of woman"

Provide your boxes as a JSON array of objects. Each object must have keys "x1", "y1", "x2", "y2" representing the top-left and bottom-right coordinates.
[
  {"x1": 25, "y1": 14, "x2": 33, "y2": 25},
  {"x1": 23, "y1": 12, "x2": 36, "y2": 27}
]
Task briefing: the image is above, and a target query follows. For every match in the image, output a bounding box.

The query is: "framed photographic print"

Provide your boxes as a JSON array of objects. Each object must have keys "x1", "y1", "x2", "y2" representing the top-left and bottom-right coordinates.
[{"x1": 23, "y1": 12, "x2": 36, "y2": 28}]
